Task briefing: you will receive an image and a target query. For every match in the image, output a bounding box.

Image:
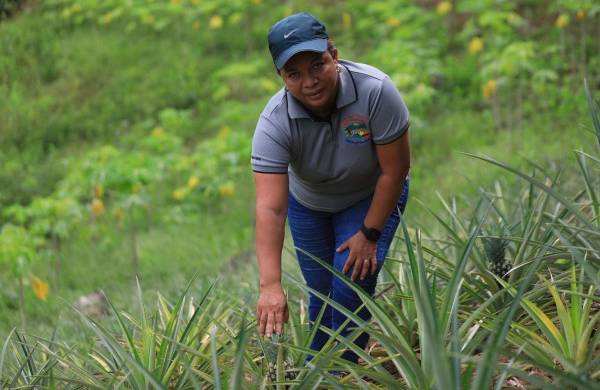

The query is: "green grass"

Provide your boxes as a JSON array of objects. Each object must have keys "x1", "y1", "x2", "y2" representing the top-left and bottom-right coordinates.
[
  {"x1": 0, "y1": 172, "x2": 255, "y2": 338},
  {"x1": 0, "y1": 10, "x2": 258, "y2": 206},
  {"x1": 1, "y1": 3, "x2": 599, "y2": 387},
  {"x1": 407, "y1": 101, "x2": 594, "y2": 228},
  {"x1": 0, "y1": 15, "x2": 212, "y2": 147}
]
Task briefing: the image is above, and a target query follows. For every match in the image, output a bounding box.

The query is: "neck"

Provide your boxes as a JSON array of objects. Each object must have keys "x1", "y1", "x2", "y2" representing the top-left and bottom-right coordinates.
[{"x1": 310, "y1": 104, "x2": 335, "y2": 120}]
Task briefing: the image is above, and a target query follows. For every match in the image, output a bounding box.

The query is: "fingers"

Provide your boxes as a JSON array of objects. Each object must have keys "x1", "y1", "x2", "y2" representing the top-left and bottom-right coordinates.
[
  {"x1": 359, "y1": 258, "x2": 370, "y2": 280},
  {"x1": 256, "y1": 290, "x2": 288, "y2": 338},
  {"x1": 351, "y1": 257, "x2": 364, "y2": 281},
  {"x1": 344, "y1": 254, "x2": 375, "y2": 281},
  {"x1": 258, "y1": 308, "x2": 286, "y2": 338},
  {"x1": 342, "y1": 255, "x2": 354, "y2": 274},
  {"x1": 347, "y1": 255, "x2": 378, "y2": 281},
  {"x1": 265, "y1": 311, "x2": 275, "y2": 337},
  {"x1": 275, "y1": 310, "x2": 283, "y2": 335},
  {"x1": 259, "y1": 310, "x2": 268, "y2": 337},
  {"x1": 336, "y1": 240, "x2": 349, "y2": 253}
]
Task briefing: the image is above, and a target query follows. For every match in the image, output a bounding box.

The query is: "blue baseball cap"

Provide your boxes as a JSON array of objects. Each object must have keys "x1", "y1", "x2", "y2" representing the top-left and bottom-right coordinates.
[{"x1": 268, "y1": 12, "x2": 329, "y2": 70}]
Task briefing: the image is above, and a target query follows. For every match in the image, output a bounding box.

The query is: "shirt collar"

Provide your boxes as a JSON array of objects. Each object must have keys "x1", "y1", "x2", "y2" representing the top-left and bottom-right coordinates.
[{"x1": 286, "y1": 63, "x2": 357, "y2": 120}]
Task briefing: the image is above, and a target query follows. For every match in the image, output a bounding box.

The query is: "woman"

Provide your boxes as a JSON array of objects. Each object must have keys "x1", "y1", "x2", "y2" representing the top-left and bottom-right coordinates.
[{"x1": 252, "y1": 12, "x2": 410, "y2": 364}]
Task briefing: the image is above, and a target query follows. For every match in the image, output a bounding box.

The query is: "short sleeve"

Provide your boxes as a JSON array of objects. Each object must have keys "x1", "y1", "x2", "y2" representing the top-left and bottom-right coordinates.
[
  {"x1": 369, "y1": 77, "x2": 410, "y2": 144},
  {"x1": 251, "y1": 115, "x2": 291, "y2": 174}
]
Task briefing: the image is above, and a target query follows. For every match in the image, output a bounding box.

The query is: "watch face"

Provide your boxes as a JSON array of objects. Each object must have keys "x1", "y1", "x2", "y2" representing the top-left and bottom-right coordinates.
[
  {"x1": 369, "y1": 228, "x2": 381, "y2": 240},
  {"x1": 361, "y1": 225, "x2": 381, "y2": 241}
]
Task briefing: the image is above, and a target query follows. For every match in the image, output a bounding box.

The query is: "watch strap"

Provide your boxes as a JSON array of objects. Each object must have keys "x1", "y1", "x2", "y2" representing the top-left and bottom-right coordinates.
[{"x1": 360, "y1": 223, "x2": 381, "y2": 242}]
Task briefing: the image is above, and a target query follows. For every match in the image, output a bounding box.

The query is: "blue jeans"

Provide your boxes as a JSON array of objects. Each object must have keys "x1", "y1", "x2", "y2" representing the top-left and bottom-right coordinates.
[{"x1": 287, "y1": 178, "x2": 409, "y2": 364}]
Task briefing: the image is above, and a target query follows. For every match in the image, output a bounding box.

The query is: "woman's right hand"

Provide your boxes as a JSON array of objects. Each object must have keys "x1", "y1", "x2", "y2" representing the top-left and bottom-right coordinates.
[{"x1": 256, "y1": 284, "x2": 288, "y2": 337}]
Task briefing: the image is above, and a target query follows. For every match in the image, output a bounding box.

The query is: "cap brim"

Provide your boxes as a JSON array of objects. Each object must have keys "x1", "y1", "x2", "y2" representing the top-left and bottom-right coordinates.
[{"x1": 275, "y1": 38, "x2": 328, "y2": 70}]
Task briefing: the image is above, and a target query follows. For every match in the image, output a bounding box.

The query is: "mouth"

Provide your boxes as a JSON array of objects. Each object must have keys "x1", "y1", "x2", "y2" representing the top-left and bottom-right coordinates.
[{"x1": 305, "y1": 88, "x2": 325, "y2": 100}]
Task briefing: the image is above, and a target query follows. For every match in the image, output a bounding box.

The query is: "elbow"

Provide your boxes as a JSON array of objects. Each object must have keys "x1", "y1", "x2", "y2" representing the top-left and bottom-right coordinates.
[
  {"x1": 399, "y1": 161, "x2": 410, "y2": 178},
  {"x1": 389, "y1": 162, "x2": 411, "y2": 182},
  {"x1": 256, "y1": 202, "x2": 288, "y2": 221}
]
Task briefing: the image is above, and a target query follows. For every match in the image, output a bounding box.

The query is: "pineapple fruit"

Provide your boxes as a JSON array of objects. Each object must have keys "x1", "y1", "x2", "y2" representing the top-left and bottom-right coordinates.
[
  {"x1": 264, "y1": 333, "x2": 297, "y2": 382},
  {"x1": 483, "y1": 237, "x2": 511, "y2": 281}
]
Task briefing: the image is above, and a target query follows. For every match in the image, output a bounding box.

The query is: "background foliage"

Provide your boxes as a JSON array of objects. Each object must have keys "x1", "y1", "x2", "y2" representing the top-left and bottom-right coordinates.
[{"x1": 0, "y1": 0, "x2": 599, "y2": 388}]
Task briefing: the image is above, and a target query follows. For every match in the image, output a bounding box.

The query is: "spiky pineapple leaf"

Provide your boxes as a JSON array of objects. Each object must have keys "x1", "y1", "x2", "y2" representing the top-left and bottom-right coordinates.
[{"x1": 584, "y1": 78, "x2": 600, "y2": 145}]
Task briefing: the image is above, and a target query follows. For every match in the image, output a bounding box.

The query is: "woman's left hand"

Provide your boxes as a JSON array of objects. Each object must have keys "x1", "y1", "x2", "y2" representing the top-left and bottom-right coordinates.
[{"x1": 337, "y1": 232, "x2": 377, "y2": 281}]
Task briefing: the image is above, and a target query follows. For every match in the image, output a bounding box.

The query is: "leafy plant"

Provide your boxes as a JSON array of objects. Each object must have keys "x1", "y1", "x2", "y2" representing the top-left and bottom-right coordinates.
[{"x1": 0, "y1": 225, "x2": 39, "y2": 329}]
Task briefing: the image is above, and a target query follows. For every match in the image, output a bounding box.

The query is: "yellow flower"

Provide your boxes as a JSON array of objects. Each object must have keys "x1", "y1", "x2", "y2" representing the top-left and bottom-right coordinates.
[
  {"x1": 386, "y1": 17, "x2": 400, "y2": 27},
  {"x1": 576, "y1": 10, "x2": 585, "y2": 22},
  {"x1": 219, "y1": 182, "x2": 235, "y2": 198},
  {"x1": 187, "y1": 176, "x2": 200, "y2": 189},
  {"x1": 142, "y1": 14, "x2": 155, "y2": 25},
  {"x1": 209, "y1": 15, "x2": 223, "y2": 29},
  {"x1": 71, "y1": 3, "x2": 81, "y2": 12},
  {"x1": 94, "y1": 184, "x2": 104, "y2": 198},
  {"x1": 101, "y1": 13, "x2": 113, "y2": 25},
  {"x1": 113, "y1": 208, "x2": 125, "y2": 222},
  {"x1": 151, "y1": 127, "x2": 164, "y2": 137},
  {"x1": 482, "y1": 79, "x2": 497, "y2": 99},
  {"x1": 32, "y1": 277, "x2": 49, "y2": 301},
  {"x1": 468, "y1": 37, "x2": 483, "y2": 55},
  {"x1": 342, "y1": 13, "x2": 352, "y2": 29},
  {"x1": 555, "y1": 14, "x2": 569, "y2": 29},
  {"x1": 191, "y1": 0, "x2": 200, "y2": 5},
  {"x1": 436, "y1": 1, "x2": 452, "y2": 15},
  {"x1": 91, "y1": 198, "x2": 105, "y2": 217},
  {"x1": 192, "y1": 20, "x2": 201, "y2": 31},
  {"x1": 172, "y1": 187, "x2": 188, "y2": 201}
]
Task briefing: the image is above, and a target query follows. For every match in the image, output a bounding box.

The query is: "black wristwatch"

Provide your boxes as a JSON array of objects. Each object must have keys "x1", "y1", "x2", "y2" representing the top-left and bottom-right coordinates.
[{"x1": 360, "y1": 223, "x2": 381, "y2": 242}]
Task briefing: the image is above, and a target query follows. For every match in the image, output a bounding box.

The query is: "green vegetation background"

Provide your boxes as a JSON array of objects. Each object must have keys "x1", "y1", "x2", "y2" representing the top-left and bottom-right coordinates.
[{"x1": 0, "y1": 0, "x2": 598, "y2": 340}]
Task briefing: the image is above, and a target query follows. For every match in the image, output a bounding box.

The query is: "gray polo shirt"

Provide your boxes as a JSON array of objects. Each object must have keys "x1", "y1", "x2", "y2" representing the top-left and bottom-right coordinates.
[{"x1": 251, "y1": 59, "x2": 409, "y2": 212}]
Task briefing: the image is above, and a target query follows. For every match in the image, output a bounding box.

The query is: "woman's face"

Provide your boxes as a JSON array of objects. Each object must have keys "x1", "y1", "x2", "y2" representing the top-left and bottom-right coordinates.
[{"x1": 280, "y1": 50, "x2": 339, "y2": 118}]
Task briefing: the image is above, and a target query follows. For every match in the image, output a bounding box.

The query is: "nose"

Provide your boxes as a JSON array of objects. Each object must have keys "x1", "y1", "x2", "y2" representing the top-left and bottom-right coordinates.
[{"x1": 302, "y1": 73, "x2": 318, "y2": 89}]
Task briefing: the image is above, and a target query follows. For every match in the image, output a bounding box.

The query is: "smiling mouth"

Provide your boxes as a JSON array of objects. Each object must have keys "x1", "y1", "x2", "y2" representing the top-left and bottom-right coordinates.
[{"x1": 306, "y1": 89, "x2": 324, "y2": 98}]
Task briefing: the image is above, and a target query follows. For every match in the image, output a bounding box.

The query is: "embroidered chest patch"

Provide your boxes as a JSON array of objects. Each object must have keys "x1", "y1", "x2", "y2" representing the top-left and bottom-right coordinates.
[{"x1": 342, "y1": 114, "x2": 370, "y2": 144}]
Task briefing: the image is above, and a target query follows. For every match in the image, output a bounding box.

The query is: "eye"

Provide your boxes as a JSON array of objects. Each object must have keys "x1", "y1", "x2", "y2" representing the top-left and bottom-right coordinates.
[
  {"x1": 287, "y1": 72, "x2": 300, "y2": 81},
  {"x1": 312, "y1": 62, "x2": 324, "y2": 71}
]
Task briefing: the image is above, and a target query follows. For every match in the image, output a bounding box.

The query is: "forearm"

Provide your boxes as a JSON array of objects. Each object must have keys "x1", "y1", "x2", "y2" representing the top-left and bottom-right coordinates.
[
  {"x1": 255, "y1": 206, "x2": 287, "y2": 289},
  {"x1": 363, "y1": 170, "x2": 408, "y2": 231}
]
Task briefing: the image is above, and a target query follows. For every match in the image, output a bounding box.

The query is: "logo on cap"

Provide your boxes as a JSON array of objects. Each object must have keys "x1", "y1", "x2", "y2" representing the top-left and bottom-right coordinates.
[{"x1": 284, "y1": 28, "x2": 298, "y2": 39}]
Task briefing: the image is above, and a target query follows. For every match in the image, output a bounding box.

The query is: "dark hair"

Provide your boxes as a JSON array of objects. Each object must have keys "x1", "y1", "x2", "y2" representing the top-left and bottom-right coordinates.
[{"x1": 327, "y1": 39, "x2": 336, "y2": 55}]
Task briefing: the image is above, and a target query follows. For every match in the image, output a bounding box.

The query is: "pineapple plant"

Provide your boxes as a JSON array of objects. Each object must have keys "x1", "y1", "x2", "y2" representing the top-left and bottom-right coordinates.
[
  {"x1": 264, "y1": 333, "x2": 297, "y2": 383},
  {"x1": 483, "y1": 236, "x2": 511, "y2": 281}
]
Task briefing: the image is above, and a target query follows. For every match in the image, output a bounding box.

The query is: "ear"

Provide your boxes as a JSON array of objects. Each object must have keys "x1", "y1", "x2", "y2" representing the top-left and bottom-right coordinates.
[{"x1": 331, "y1": 48, "x2": 339, "y2": 62}]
